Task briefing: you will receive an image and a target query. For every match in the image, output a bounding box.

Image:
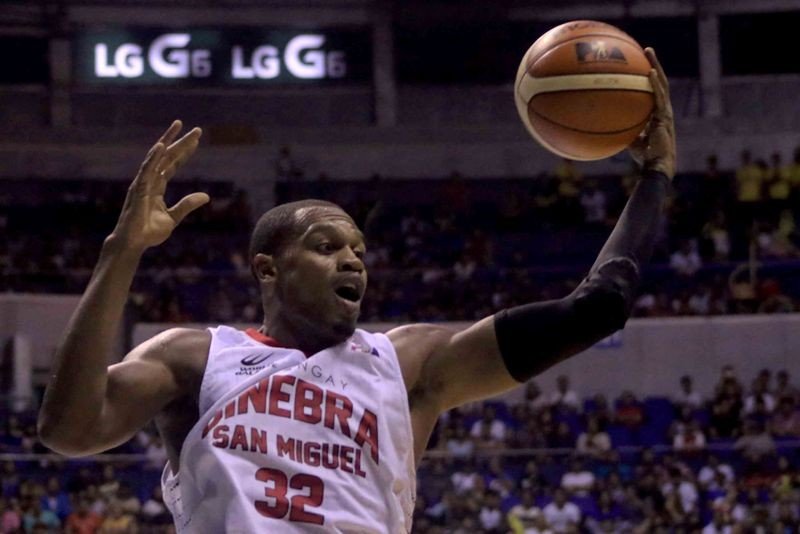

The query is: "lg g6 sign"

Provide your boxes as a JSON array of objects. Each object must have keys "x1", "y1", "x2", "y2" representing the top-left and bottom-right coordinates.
[{"x1": 75, "y1": 29, "x2": 371, "y2": 85}]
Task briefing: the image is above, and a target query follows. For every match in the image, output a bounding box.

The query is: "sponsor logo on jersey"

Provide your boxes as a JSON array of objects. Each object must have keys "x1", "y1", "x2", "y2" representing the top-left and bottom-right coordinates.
[
  {"x1": 236, "y1": 352, "x2": 274, "y2": 375},
  {"x1": 575, "y1": 41, "x2": 627, "y2": 63},
  {"x1": 349, "y1": 341, "x2": 380, "y2": 358}
]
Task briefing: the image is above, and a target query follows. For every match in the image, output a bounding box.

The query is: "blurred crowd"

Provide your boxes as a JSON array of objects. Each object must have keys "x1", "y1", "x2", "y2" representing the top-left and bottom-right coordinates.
[
  {"x1": 2, "y1": 363, "x2": 799, "y2": 532},
  {"x1": 4, "y1": 148, "x2": 800, "y2": 323},
  {"x1": 417, "y1": 364, "x2": 800, "y2": 533},
  {"x1": 0, "y1": 425, "x2": 170, "y2": 533}
]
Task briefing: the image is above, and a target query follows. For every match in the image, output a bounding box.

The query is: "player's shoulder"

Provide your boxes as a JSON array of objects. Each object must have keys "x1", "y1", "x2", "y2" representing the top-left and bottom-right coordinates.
[
  {"x1": 386, "y1": 322, "x2": 456, "y2": 348},
  {"x1": 126, "y1": 327, "x2": 211, "y2": 370},
  {"x1": 141, "y1": 326, "x2": 210, "y2": 354},
  {"x1": 387, "y1": 323, "x2": 457, "y2": 391}
]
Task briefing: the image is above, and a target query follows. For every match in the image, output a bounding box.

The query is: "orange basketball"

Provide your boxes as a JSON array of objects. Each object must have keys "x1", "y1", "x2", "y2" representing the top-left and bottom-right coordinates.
[{"x1": 514, "y1": 20, "x2": 654, "y2": 161}]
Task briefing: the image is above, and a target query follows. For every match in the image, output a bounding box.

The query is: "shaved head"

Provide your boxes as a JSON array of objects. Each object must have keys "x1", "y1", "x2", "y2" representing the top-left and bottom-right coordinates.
[{"x1": 248, "y1": 199, "x2": 349, "y2": 263}]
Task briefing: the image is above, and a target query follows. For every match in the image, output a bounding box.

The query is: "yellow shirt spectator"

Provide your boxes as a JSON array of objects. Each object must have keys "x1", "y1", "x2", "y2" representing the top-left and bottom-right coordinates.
[
  {"x1": 555, "y1": 159, "x2": 582, "y2": 198},
  {"x1": 736, "y1": 162, "x2": 764, "y2": 202},
  {"x1": 767, "y1": 164, "x2": 791, "y2": 200},
  {"x1": 787, "y1": 154, "x2": 800, "y2": 188}
]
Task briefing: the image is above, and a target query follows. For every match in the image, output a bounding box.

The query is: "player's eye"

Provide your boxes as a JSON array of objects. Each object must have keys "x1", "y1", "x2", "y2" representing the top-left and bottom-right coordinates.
[
  {"x1": 354, "y1": 249, "x2": 365, "y2": 260},
  {"x1": 316, "y1": 242, "x2": 336, "y2": 254}
]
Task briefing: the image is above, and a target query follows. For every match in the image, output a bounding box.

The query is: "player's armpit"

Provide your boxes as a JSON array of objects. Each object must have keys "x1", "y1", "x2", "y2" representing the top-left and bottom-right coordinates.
[
  {"x1": 389, "y1": 319, "x2": 516, "y2": 414},
  {"x1": 391, "y1": 289, "x2": 625, "y2": 414},
  {"x1": 40, "y1": 328, "x2": 209, "y2": 456}
]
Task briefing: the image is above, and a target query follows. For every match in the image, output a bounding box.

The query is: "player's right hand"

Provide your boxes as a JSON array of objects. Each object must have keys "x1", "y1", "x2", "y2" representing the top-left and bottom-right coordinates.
[
  {"x1": 628, "y1": 48, "x2": 676, "y2": 179},
  {"x1": 110, "y1": 120, "x2": 209, "y2": 252}
]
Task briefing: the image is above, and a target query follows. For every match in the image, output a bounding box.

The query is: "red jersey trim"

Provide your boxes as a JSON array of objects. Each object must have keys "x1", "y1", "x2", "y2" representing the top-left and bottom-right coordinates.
[{"x1": 244, "y1": 328, "x2": 285, "y2": 348}]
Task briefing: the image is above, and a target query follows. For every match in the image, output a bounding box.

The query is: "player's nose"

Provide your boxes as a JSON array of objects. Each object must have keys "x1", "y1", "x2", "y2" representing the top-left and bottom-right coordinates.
[{"x1": 338, "y1": 249, "x2": 364, "y2": 273}]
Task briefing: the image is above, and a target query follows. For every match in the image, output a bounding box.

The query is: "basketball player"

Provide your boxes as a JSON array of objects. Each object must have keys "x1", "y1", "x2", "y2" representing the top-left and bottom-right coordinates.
[{"x1": 39, "y1": 48, "x2": 674, "y2": 532}]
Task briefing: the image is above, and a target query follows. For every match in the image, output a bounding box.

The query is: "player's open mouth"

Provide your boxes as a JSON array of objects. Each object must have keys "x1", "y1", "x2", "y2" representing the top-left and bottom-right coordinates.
[{"x1": 335, "y1": 286, "x2": 361, "y2": 303}]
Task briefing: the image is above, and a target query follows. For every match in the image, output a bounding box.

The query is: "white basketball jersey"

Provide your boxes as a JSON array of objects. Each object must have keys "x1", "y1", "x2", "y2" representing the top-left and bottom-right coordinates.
[{"x1": 162, "y1": 326, "x2": 416, "y2": 533}]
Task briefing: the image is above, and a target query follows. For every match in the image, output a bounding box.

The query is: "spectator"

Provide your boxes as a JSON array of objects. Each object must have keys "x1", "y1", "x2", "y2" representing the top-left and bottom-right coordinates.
[
  {"x1": 144, "y1": 434, "x2": 168, "y2": 471},
  {"x1": 543, "y1": 488, "x2": 581, "y2": 533},
  {"x1": 485, "y1": 457, "x2": 515, "y2": 498},
  {"x1": 453, "y1": 252, "x2": 477, "y2": 282},
  {"x1": 550, "y1": 375, "x2": 581, "y2": 413},
  {"x1": 275, "y1": 145, "x2": 300, "y2": 181},
  {"x1": 744, "y1": 504, "x2": 773, "y2": 532},
  {"x1": 446, "y1": 426, "x2": 475, "y2": 458},
  {"x1": 560, "y1": 457, "x2": 595, "y2": 496},
  {"x1": 698, "y1": 455, "x2": 735, "y2": 490},
  {"x1": 614, "y1": 391, "x2": 645, "y2": 431},
  {"x1": 775, "y1": 370, "x2": 799, "y2": 403},
  {"x1": 420, "y1": 459, "x2": 451, "y2": 504},
  {"x1": 554, "y1": 159, "x2": 583, "y2": 223},
  {"x1": 23, "y1": 499, "x2": 60, "y2": 533},
  {"x1": 140, "y1": 487, "x2": 170, "y2": 526},
  {"x1": 744, "y1": 380, "x2": 776, "y2": 416},
  {"x1": 735, "y1": 149, "x2": 764, "y2": 223},
  {"x1": 772, "y1": 456, "x2": 797, "y2": 501},
  {"x1": 451, "y1": 460, "x2": 481, "y2": 495},
  {"x1": 713, "y1": 365, "x2": 744, "y2": 399},
  {"x1": 751, "y1": 368, "x2": 772, "y2": 396},
  {"x1": 580, "y1": 180, "x2": 607, "y2": 225},
  {"x1": 508, "y1": 413, "x2": 547, "y2": 449},
  {"x1": 661, "y1": 469, "x2": 699, "y2": 515},
  {"x1": 478, "y1": 491, "x2": 505, "y2": 534},
  {"x1": 549, "y1": 422, "x2": 576, "y2": 449},
  {"x1": 97, "y1": 465, "x2": 119, "y2": 502},
  {"x1": 701, "y1": 211, "x2": 731, "y2": 262},
  {"x1": 470, "y1": 405, "x2": 507, "y2": 447},
  {"x1": 507, "y1": 490, "x2": 543, "y2": 534},
  {"x1": 766, "y1": 152, "x2": 791, "y2": 214},
  {"x1": 770, "y1": 396, "x2": 800, "y2": 437},
  {"x1": 576, "y1": 416, "x2": 611, "y2": 458},
  {"x1": 98, "y1": 500, "x2": 136, "y2": 533},
  {"x1": 66, "y1": 468, "x2": 95, "y2": 496},
  {"x1": 673, "y1": 420, "x2": 706, "y2": 454},
  {"x1": 670, "y1": 240, "x2": 702, "y2": 277},
  {"x1": 771, "y1": 495, "x2": 800, "y2": 530},
  {"x1": 710, "y1": 379, "x2": 744, "y2": 439},
  {"x1": 40, "y1": 476, "x2": 71, "y2": 521},
  {"x1": 526, "y1": 514, "x2": 555, "y2": 534},
  {"x1": 84, "y1": 485, "x2": 107, "y2": 517},
  {"x1": 756, "y1": 222, "x2": 799, "y2": 259},
  {"x1": 115, "y1": 485, "x2": 140, "y2": 516},
  {"x1": 520, "y1": 461, "x2": 548, "y2": 493},
  {"x1": 585, "y1": 490, "x2": 625, "y2": 533},
  {"x1": 0, "y1": 462, "x2": 19, "y2": 498},
  {"x1": 523, "y1": 381, "x2": 550, "y2": 414},
  {"x1": 64, "y1": 499, "x2": 102, "y2": 534},
  {"x1": 700, "y1": 154, "x2": 727, "y2": 210},
  {"x1": 588, "y1": 394, "x2": 612, "y2": 429},
  {"x1": 0, "y1": 497, "x2": 22, "y2": 533},
  {"x1": 702, "y1": 510, "x2": 733, "y2": 534},
  {"x1": 734, "y1": 420, "x2": 776, "y2": 465},
  {"x1": 673, "y1": 375, "x2": 704, "y2": 411}
]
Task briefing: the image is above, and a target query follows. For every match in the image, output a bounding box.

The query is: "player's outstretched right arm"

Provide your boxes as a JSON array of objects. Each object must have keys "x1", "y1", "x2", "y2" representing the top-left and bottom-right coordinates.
[{"x1": 38, "y1": 121, "x2": 209, "y2": 456}]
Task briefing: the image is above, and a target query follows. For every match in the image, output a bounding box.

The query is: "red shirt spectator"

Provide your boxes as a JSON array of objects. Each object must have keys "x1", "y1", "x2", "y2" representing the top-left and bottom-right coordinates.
[
  {"x1": 770, "y1": 398, "x2": 800, "y2": 437},
  {"x1": 615, "y1": 391, "x2": 644, "y2": 429},
  {"x1": 65, "y1": 501, "x2": 102, "y2": 534}
]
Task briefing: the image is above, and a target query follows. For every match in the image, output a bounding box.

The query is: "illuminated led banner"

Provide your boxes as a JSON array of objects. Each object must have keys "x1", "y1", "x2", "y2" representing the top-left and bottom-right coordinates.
[{"x1": 74, "y1": 28, "x2": 372, "y2": 85}]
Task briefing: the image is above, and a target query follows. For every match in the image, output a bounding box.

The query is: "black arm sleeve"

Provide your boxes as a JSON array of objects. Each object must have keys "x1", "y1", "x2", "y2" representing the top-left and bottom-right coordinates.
[{"x1": 494, "y1": 170, "x2": 670, "y2": 382}]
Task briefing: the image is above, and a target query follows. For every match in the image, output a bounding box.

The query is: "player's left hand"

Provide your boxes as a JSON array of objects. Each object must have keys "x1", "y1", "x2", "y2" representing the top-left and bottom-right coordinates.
[{"x1": 628, "y1": 47, "x2": 676, "y2": 179}]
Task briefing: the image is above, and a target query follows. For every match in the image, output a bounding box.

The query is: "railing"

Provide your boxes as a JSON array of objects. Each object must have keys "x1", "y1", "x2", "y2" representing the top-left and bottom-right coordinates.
[{"x1": 6, "y1": 439, "x2": 800, "y2": 463}]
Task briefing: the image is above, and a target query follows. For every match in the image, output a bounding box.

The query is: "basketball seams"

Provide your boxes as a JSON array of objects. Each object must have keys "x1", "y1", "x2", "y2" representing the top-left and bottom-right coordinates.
[{"x1": 529, "y1": 107, "x2": 651, "y2": 136}]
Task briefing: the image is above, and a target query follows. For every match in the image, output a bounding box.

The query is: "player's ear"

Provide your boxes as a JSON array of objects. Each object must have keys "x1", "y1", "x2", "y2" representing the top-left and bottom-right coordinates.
[{"x1": 252, "y1": 253, "x2": 277, "y2": 282}]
